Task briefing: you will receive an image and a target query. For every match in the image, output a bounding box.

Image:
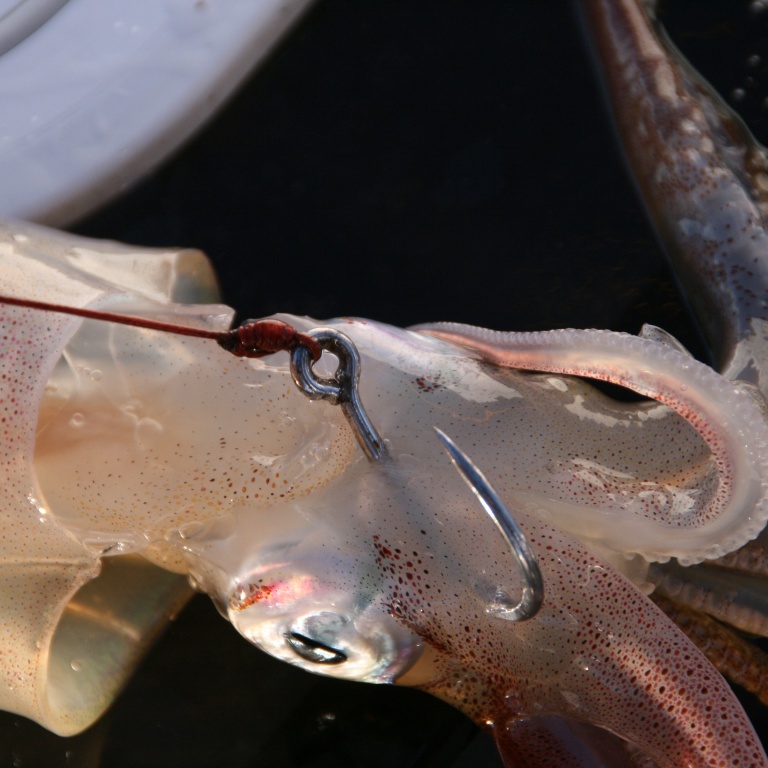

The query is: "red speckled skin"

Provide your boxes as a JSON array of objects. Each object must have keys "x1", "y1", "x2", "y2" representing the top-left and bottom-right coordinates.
[
  {"x1": 385, "y1": 321, "x2": 768, "y2": 766},
  {"x1": 573, "y1": 2, "x2": 768, "y2": 758},
  {"x1": 388, "y1": 4, "x2": 768, "y2": 761},
  {"x1": 382, "y1": 507, "x2": 766, "y2": 767},
  {"x1": 4, "y1": 257, "x2": 765, "y2": 760}
]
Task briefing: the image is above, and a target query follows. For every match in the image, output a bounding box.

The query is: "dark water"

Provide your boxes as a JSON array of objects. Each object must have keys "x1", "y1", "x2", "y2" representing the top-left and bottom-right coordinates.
[{"x1": 3, "y1": 1, "x2": 768, "y2": 765}]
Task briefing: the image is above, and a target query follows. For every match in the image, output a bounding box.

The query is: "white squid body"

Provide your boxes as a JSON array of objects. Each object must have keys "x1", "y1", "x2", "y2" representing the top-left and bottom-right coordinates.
[{"x1": 1, "y1": 219, "x2": 767, "y2": 765}]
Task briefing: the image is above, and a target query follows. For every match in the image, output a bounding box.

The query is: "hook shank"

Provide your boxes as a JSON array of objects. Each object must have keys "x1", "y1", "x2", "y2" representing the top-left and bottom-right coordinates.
[{"x1": 290, "y1": 328, "x2": 388, "y2": 462}]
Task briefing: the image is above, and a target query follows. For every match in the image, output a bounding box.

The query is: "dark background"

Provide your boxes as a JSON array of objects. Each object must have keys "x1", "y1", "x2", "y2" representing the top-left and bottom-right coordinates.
[{"x1": 3, "y1": 1, "x2": 768, "y2": 765}]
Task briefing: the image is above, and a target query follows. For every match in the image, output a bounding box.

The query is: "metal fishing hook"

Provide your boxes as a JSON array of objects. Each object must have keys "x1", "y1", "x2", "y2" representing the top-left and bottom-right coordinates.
[
  {"x1": 434, "y1": 428, "x2": 544, "y2": 622},
  {"x1": 290, "y1": 328, "x2": 388, "y2": 462}
]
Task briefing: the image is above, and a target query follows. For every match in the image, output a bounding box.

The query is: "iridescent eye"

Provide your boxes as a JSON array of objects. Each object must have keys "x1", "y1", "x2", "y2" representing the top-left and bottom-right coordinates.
[{"x1": 285, "y1": 632, "x2": 347, "y2": 664}]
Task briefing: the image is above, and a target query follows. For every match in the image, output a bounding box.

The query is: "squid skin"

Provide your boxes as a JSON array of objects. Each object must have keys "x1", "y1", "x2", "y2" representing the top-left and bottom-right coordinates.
[
  {"x1": 393, "y1": 511, "x2": 765, "y2": 768},
  {"x1": 408, "y1": 322, "x2": 768, "y2": 767}
]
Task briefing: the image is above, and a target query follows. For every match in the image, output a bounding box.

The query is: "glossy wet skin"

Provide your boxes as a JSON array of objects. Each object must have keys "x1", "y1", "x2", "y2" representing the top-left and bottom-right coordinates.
[
  {"x1": 38, "y1": 316, "x2": 767, "y2": 564},
  {"x1": 582, "y1": 0, "x2": 768, "y2": 647},
  {"x1": 0, "y1": 215, "x2": 765, "y2": 761},
  {"x1": 15, "y1": 274, "x2": 766, "y2": 765}
]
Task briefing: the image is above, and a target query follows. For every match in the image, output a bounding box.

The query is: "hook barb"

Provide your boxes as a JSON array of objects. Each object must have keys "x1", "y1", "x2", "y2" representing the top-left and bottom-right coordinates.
[{"x1": 434, "y1": 427, "x2": 544, "y2": 622}]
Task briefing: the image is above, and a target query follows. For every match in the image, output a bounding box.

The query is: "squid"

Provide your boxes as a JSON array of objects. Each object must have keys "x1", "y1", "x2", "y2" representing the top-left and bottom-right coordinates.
[
  {"x1": 1, "y1": 1, "x2": 768, "y2": 766},
  {"x1": 3, "y1": 215, "x2": 767, "y2": 766}
]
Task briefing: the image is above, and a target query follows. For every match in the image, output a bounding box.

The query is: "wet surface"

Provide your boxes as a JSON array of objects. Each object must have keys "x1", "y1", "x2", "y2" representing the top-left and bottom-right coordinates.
[{"x1": 3, "y1": 1, "x2": 768, "y2": 765}]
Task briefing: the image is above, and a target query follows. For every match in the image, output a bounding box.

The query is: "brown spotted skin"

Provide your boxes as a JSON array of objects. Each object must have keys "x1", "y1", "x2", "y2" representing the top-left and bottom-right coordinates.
[
  {"x1": 3, "y1": 20, "x2": 768, "y2": 751},
  {"x1": 652, "y1": 593, "x2": 768, "y2": 708},
  {"x1": 583, "y1": 0, "x2": 768, "y2": 385},
  {"x1": 310, "y1": 317, "x2": 768, "y2": 766},
  {"x1": 2, "y1": 243, "x2": 767, "y2": 762}
]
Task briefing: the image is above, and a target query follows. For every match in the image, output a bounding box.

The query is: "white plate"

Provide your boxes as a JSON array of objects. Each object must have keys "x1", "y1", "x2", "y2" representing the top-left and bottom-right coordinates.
[{"x1": 0, "y1": 0, "x2": 316, "y2": 226}]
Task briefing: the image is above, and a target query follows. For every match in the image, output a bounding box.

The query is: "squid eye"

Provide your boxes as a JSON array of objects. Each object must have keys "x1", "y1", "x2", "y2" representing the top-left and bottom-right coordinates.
[{"x1": 285, "y1": 631, "x2": 347, "y2": 664}]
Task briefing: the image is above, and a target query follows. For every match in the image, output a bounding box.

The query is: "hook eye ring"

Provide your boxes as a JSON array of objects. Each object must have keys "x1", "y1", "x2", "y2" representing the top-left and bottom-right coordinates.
[{"x1": 291, "y1": 328, "x2": 388, "y2": 462}]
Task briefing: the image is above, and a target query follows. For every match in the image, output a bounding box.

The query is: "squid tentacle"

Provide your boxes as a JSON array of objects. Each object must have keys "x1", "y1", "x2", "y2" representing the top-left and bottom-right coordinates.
[
  {"x1": 415, "y1": 323, "x2": 768, "y2": 564},
  {"x1": 650, "y1": 559, "x2": 768, "y2": 638}
]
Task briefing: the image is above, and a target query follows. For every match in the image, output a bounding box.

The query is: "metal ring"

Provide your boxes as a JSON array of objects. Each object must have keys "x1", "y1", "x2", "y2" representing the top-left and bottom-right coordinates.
[{"x1": 290, "y1": 329, "x2": 388, "y2": 462}]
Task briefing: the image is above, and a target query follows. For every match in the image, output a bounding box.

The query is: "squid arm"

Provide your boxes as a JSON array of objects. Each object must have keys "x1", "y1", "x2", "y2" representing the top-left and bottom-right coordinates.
[{"x1": 416, "y1": 322, "x2": 768, "y2": 565}]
